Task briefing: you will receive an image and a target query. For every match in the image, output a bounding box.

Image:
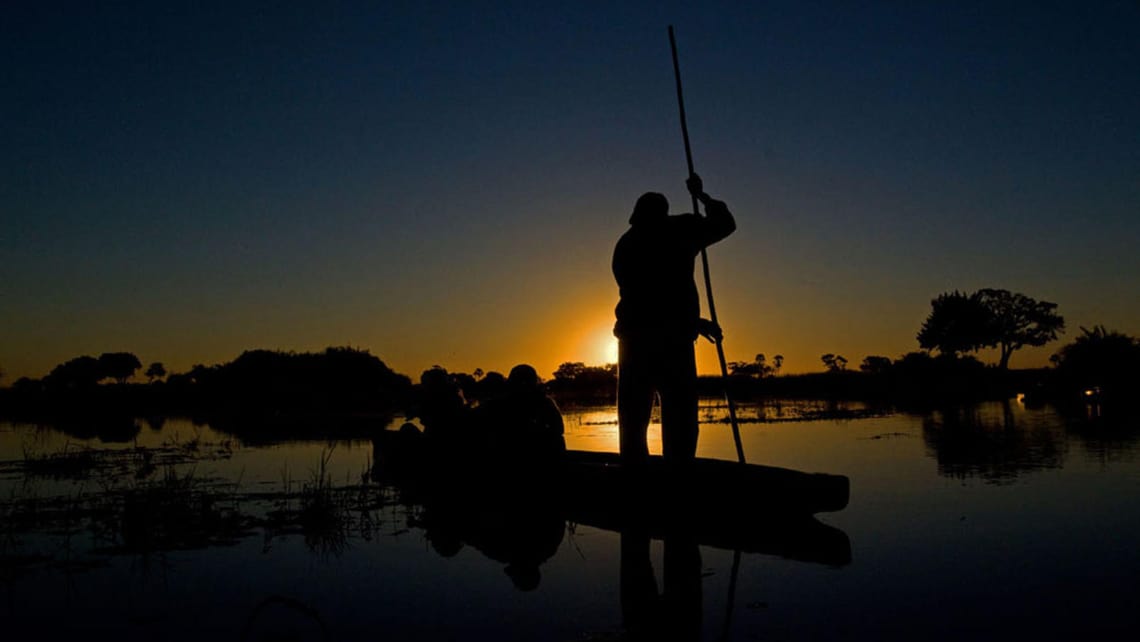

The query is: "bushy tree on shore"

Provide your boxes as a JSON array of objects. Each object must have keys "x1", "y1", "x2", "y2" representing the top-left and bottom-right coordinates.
[
  {"x1": 728, "y1": 353, "x2": 782, "y2": 378},
  {"x1": 1050, "y1": 326, "x2": 1140, "y2": 398},
  {"x1": 548, "y1": 361, "x2": 616, "y2": 400},
  {"x1": 976, "y1": 288, "x2": 1065, "y2": 370},
  {"x1": 145, "y1": 362, "x2": 167, "y2": 382},
  {"x1": 860, "y1": 356, "x2": 892, "y2": 374},
  {"x1": 917, "y1": 291, "x2": 992, "y2": 357},
  {"x1": 45, "y1": 356, "x2": 104, "y2": 390},
  {"x1": 917, "y1": 288, "x2": 1064, "y2": 369},
  {"x1": 212, "y1": 347, "x2": 411, "y2": 410},
  {"x1": 821, "y1": 354, "x2": 848, "y2": 372},
  {"x1": 98, "y1": 352, "x2": 142, "y2": 384}
]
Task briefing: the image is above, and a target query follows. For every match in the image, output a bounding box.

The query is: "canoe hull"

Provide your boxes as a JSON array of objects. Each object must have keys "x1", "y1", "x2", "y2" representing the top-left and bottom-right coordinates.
[{"x1": 372, "y1": 432, "x2": 852, "y2": 565}]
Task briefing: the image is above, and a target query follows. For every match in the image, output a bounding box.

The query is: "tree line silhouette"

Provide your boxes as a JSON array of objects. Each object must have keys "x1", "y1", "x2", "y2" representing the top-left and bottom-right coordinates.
[
  {"x1": 0, "y1": 288, "x2": 1136, "y2": 420},
  {"x1": 716, "y1": 289, "x2": 1131, "y2": 409},
  {"x1": 2, "y1": 347, "x2": 411, "y2": 425}
]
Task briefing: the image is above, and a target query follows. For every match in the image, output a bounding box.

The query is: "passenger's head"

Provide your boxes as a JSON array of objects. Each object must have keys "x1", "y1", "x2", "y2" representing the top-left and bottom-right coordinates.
[
  {"x1": 420, "y1": 366, "x2": 450, "y2": 387},
  {"x1": 429, "y1": 532, "x2": 463, "y2": 558},
  {"x1": 507, "y1": 364, "x2": 541, "y2": 393},
  {"x1": 629, "y1": 192, "x2": 668, "y2": 225},
  {"x1": 420, "y1": 366, "x2": 463, "y2": 404},
  {"x1": 505, "y1": 563, "x2": 541, "y2": 592}
]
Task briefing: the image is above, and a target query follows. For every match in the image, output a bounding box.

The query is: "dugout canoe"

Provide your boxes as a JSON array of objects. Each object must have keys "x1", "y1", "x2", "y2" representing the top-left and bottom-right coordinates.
[
  {"x1": 561, "y1": 449, "x2": 849, "y2": 515},
  {"x1": 371, "y1": 430, "x2": 851, "y2": 564},
  {"x1": 373, "y1": 430, "x2": 849, "y2": 516}
]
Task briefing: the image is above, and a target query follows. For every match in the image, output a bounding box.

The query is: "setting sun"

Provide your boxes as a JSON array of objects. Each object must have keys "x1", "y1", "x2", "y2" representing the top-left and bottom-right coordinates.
[
  {"x1": 571, "y1": 317, "x2": 621, "y2": 368},
  {"x1": 603, "y1": 334, "x2": 619, "y2": 365}
]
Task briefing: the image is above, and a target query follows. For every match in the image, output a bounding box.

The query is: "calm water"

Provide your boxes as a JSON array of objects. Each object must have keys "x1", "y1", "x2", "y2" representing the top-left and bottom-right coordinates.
[{"x1": 1, "y1": 400, "x2": 1137, "y2": 640}]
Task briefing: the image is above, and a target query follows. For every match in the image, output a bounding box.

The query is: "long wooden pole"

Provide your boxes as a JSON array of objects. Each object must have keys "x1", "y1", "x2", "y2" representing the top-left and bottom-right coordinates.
[{"x1": 668, "y1": 25, "x2": 745, "y2": 464}]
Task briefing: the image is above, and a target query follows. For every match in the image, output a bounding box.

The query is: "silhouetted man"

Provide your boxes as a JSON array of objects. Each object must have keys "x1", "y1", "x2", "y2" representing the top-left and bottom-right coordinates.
[{"x1": 613, "y1": 174, "x2": 735, "y2": 466}]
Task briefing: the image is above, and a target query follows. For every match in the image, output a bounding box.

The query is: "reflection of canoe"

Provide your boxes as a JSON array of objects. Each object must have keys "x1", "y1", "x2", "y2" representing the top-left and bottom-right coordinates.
[
  {"x1": 371, "y1": 431, "x2": 852, "y2": 566},
  {"x1": 561, "y1": 450, "x2": 850, "y2": 565},
  {"x1": 576, "y1": 500, "x2": 850, "y2": 566}
]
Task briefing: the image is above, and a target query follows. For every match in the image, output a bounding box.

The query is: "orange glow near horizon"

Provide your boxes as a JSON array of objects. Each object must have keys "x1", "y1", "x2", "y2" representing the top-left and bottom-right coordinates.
[
  {"x1": 584, "y1": 324, "x2": 619, "y2": 366},
  {"x1": 604, "y1": 335, "x2": 619, "y2": 365},
  {"x1": 561, "y1": 313, "x2": 621, "y2": 369},
  {"x1": 0, "y1": 294, "x2": 1107, "y2": 384}
]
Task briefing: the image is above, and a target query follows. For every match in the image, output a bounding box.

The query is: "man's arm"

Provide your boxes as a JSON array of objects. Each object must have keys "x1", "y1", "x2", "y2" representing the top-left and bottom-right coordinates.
[{"x1": 686, "y1": 174, "x2": 736, "y2": 246}]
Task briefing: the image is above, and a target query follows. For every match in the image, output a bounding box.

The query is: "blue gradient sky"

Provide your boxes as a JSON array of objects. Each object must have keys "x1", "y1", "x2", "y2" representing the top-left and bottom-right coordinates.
[{"x1": 4, "y1": 1, "x2": 1138, "y2": 381}]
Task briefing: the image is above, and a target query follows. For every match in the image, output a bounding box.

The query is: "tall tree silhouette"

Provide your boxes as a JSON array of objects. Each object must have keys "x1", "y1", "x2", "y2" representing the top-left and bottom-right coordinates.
[
  {"x1": 975, "y1": 288, "x2": 1064, "y2": 370},
  {"x1": 917, "y1": 291, "x2": 992, "y2": 357},
  {"x1": 98, "y1": 352, "x2": 142, "y2": 384},
  {"x1": 918, "y1": 289, "x2": 1064, "y2": 369}
]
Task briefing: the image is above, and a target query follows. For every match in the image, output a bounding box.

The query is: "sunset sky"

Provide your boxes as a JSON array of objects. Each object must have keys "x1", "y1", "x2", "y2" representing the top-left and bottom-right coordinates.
[{"x1": 4, "y1": 1, "x2": 1138, "y2": 382}]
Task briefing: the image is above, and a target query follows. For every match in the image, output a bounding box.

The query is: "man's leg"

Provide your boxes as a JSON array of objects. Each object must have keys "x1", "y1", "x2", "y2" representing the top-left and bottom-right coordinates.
[
  {"x1": 618, "y1": 339, "x2": 654, "y2": 466},
  {"x1": 659, "y1": 339, "x2": 698, "y2": 465}
]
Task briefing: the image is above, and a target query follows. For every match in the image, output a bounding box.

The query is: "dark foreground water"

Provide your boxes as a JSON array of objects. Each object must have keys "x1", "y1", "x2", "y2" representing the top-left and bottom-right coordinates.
[{"x1": 1, "y1": 399, "x2": 1137, "y2": 640}]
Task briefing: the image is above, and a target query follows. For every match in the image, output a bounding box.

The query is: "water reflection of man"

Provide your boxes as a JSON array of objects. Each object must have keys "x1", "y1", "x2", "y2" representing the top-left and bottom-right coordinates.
[
  {"x1": 620, "y1": 530, "x2": 702, "y2": 640},
  {"x1": 613, "y1": 174, "x2": 736, "y2": 466}
]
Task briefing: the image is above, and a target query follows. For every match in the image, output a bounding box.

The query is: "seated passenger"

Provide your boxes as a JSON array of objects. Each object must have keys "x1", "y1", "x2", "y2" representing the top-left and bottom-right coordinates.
[
  {"x1": 479, "y1": 364, "x2": 565, "y2": 463},
  {"x1": 409, "y1": 366, "x2": 470, "y2": 444}
]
